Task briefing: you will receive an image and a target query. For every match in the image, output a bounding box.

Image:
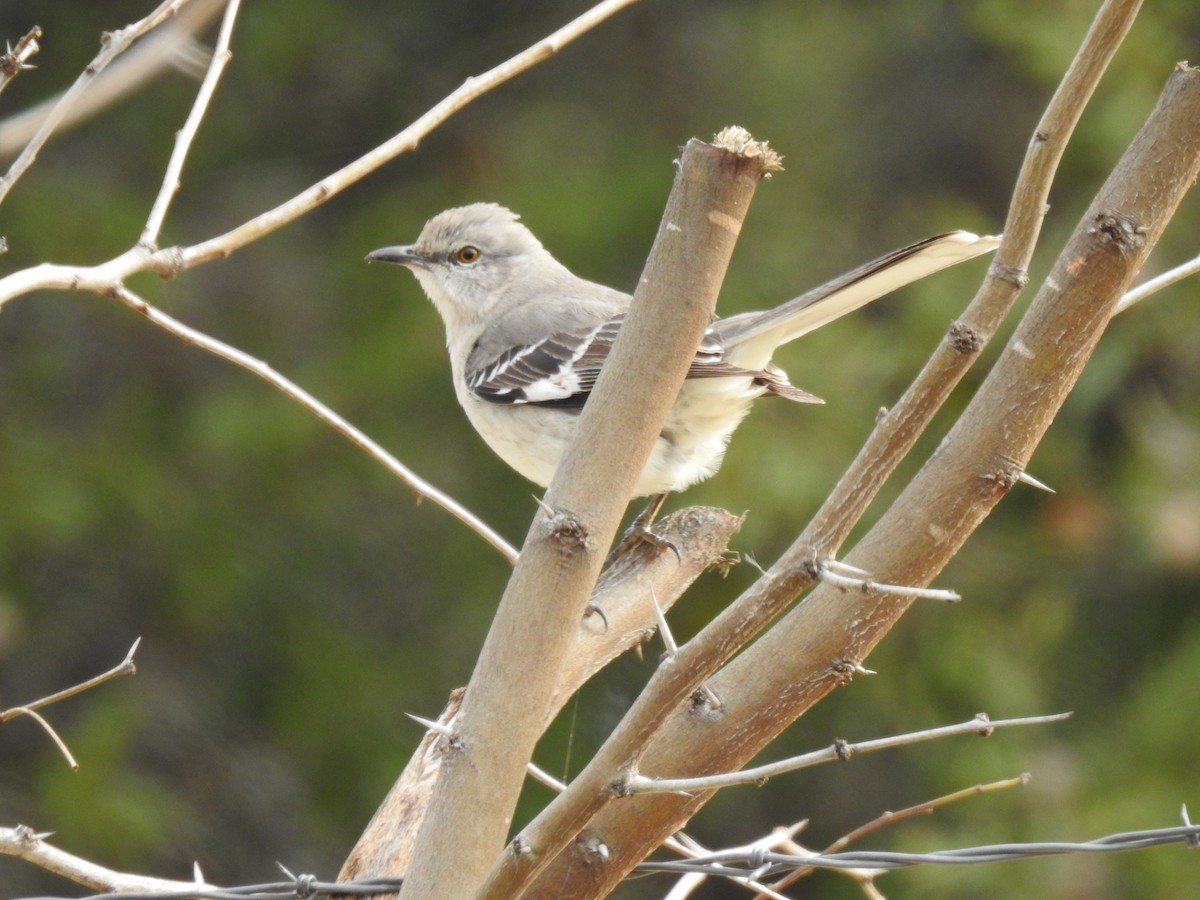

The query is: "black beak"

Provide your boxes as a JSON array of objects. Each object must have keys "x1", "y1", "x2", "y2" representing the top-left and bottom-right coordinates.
[{"x1": 365, "y1": 245, "x2": 429, "y2": 266}]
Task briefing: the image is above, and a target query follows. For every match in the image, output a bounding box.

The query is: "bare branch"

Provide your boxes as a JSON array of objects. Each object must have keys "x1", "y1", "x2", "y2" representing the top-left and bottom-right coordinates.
[
  {"x1": 516, "y1": 46, "x2": 1196, "y2": 900},
  {"x1": 824, "y1": 775, "x2": 1032, "y2": 854},
  {"x1": 624, "y1": 713, "x2": 1069, "y2": 794},
  {"x1": 501, "y1": 6, "x2": 1142, "y2": 889},
  {"x1": 754, "y1": 775, "x2": 1032, "y2": 898},
  {"x1": 0, "y1": 0, "x2": 641, "y2": 304},
  {"x1": 0, "y1": 0, "x2": 647, "y2": 561},
  {"x1": 1, "y1": 708, "x2": 79, "y2": 769},
  {"x1": 0, "y1": 825, "x2": 214, "y2": 893},
  {"x1": 177, "y1": 0, "x2": 645, "y2": 269},
  {"x1": 0, "y1": 26, "x2": 42, "y2": 97},
  {"x1": 107, "y1": 285, "x2": 519, "y2": 563},
  {"x1": 1117, "y1": 250, "x2": 1200, "y2": 313},
  {"x1": 141, "y1": 0, "x2": 242, "y2": 246},
  {"x1": 0, "y1": 0, "x2": 208, "y2": 204},
  {"x1": 0, "y1": 4, "x2": 223, "y2": 157},
  {"x1": 0, "y1": 638, "x2": 139, "y2": 723},
  {"x1": 457, "y1": 131, "x2": 778, "y2": 900},
  {"x1": 337, "y1": 506, "x2": 739, "y2": 886},
  {"x1": 818, "y1": 560, "x2": 961, "y2": 602}
]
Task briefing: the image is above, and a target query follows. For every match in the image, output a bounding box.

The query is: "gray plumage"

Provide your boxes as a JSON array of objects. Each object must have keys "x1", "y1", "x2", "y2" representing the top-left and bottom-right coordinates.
[{"x1": 367, "y1": 203, "x2": 998, "y2": 497}]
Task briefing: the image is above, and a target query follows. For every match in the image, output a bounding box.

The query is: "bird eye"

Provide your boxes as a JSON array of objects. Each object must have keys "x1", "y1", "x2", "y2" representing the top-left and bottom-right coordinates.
[{"x1": 454, "y1": 245, "x2": 481, "y2": 264}]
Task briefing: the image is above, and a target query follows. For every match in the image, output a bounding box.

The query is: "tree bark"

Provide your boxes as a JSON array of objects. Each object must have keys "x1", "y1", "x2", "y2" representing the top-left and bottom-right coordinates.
[{"x1": 518, "y1": 62, "x2": 1200, "y2": 900}]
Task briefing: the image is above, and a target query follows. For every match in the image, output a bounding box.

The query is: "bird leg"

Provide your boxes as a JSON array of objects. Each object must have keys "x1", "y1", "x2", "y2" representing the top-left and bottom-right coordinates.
[{"x1": 606, "y1": 492, "x2": 680, "y2": 563}]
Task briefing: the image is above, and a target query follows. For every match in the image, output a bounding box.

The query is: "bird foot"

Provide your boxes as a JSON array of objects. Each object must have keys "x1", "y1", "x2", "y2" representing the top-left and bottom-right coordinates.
[{"x1": 606, "y1": 518, "x2": 680, "y2": 565}]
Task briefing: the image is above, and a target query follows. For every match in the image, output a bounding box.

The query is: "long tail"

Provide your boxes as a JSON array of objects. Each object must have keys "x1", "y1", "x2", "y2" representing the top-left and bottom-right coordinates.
[{"x1": 718, "y1": 231, "x2": 1000, "y2": 370}]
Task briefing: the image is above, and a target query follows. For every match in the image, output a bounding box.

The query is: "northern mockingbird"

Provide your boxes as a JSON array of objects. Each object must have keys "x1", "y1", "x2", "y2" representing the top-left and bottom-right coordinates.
[{"x1": 367, "y1": 203, "x2": 997, "y2": 508}]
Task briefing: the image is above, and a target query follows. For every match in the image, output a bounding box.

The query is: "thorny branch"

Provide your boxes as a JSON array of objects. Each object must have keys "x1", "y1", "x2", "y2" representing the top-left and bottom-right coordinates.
[
  {"x1": 623, "y1": 712, "x2": 1070, "y2": 795},
  {"x1": 1, "y1": 639, "x2": 140, "y2": 769},
  {"x1": 0, "y1": 26, "x2": 42, "y2": 96}
]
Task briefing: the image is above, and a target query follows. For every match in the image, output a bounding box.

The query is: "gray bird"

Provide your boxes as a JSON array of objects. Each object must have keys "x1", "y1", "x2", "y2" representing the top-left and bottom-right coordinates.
[{"x1": 367, "y1": 203, "x2": 997, "y2": 509}]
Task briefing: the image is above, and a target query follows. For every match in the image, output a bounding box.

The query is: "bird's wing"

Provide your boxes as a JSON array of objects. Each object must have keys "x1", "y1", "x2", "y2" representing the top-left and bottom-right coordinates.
[
  {"x1": 466, "y1": 316, "x2": 623, "y2": 408},
  {"x1": 467, "y1": 314, "x2": 793, "y2": 409}
]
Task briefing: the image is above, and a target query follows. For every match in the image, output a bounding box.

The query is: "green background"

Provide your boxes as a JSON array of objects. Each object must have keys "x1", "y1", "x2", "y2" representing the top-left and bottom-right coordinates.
[{"x1": 1, "y1": 1, "x2": 1198, "y2": 897}]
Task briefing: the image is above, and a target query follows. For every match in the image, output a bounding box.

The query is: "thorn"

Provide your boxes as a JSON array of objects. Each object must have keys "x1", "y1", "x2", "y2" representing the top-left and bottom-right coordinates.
[
  {"x1": 853, "y1": 662, "x2": 877, "y2": 676},
  {"x1": 650, "y1": 589, "x2": 677, "y2": 655},
  {"x1": 696, "y1": 683, "x2": 721, "y2": 710},
  {"x1": 1017, "y1": 470, "x2": 1056, "y2": 493},
  {"x1": 824, "y1": 559, "x2": 870, "y2": 578},
  {"x1": 406, "y1": 712, "x2": 454, "y2": 736},
  {"x1": 1182, "y1": 804, "x2": 1200, "y2": 848},
  {"x1": 192, "y1": 862, "x2": 206, "y2": 883}
]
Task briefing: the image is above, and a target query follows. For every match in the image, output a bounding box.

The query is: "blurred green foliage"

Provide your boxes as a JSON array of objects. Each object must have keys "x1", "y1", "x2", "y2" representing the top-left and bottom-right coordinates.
[{"x1": 1, "y1": 2, "x2": 1198, "y2": 897}]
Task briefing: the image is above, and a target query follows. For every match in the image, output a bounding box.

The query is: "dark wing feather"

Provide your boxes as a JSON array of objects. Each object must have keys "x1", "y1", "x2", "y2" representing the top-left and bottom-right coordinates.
[
  {"x1": 467, "y1": 316, "x2": 623, "y2": 408},
  {"x1": 467, "y1": 315, "x2": 821, "y2": 409}
]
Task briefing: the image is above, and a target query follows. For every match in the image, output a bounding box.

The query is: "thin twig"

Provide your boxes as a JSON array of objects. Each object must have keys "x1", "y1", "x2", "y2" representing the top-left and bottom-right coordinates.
[
  {"x1": 1116, "y1": 251, "x2": 1200, "y2": 313},
  {"x1": 755, "y1": 774, "x2": 1031, "y2": 897},
  {"x1": 0, "y1": 0, "x2": 641, "y2": 290},
  {"x1": 0, "y1": 638, "x2": 140, "y2": 721},
  {"x1": 142, "y1": 0, "x2": 240, "y2": 246},
  {"x1": 0, "y1": 0, "x2": 640, "y2": 561},
  {"x1": 838, "y1": 775, "x2": 1030, "y2": 854},
  {"x1": 819, "y1": 560, "x2": 961, "y2": 602},
  {"x1": 1, "y1": 708, "x2": 79, "y2": 769},
  {"x1": 0, "y1": 638, "x2": 140, "y2": 769},
  {"x1": 623, "y1": 713, "x2": 1069, "y2": 794},
  {"x1": 663, "y1": 825, "x2": 805, "y2": 900},
  {"x1": 0, "y1": 4, "x2": 223, "y2": 157},
  {"x1": 0, "y1": 0, "x2": 198, "y2": 203},
  {"x1": 179, "y1": 0, "x2": 644, "y2": 268},
  {"x1": 108, "y1": 285, "x2": 519, "y2": 563},
  {"x1": 0, "y1": 825, "x2": 215, "y2": 893},
  {"x1": 0, "y1": 26, "x2": 42, "y2": 97}
]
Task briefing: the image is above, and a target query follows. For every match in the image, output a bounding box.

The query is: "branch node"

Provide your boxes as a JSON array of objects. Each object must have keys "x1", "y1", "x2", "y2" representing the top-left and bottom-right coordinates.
[
  {"x1": 987, "y1": 260, "x2": 1029, "y2": 289},
  {"x1": 15, "y1": 824, "x2": 49, "y2": 844},
  {"x1": 577, "y1": 832, "x2": 612, "y2": 864},
  {"x1": 1090, "y1": 212, "x2": 1146, "y2": 253},
  {"x1": 830, "y1": 658, "x2": 858, "y2": 685},
  {"x1": 608, "y1": 776, "x2": 634, "y2": 799},
  {"x1": 833, "y1": 738, "x2": 852, "y2": 761},
  {"x1": 1, "y1": 26, "x2": 42, "y2": 77},
  {"x1": 973, "y1": 712, "x2": 995, "y2": 737},
  {"x1": 688, "y1": 684, "x2": 723, "y2": 717},
  {"x1": 948, "y1": 320, "x2": 984, "y2": 354},
  {"x1": 154, "y1": 245, "x2": 187, "y2": 278},
  {"x1": 538, "y1": 506, "x2": 591, "y2": 554},
  {"x1": 800, "y1": 550, "x2": 823, "y2": 581}
]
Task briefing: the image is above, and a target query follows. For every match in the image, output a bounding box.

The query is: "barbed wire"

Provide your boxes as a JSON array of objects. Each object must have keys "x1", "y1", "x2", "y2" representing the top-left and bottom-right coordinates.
[
  {"x1": 11, "y1": 874, "x2": 407, "y2": 900},
  {"x1": 637, "y1": 823, "x2": 1200, "y2": 877},
  {"x1": 10, "y1": 821, "x2": 1199, "y2": 900}
]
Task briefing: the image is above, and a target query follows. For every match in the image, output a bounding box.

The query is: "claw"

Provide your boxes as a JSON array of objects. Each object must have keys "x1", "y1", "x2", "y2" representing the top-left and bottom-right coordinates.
[{"x1": 605, "y1": 492, "x2": 680, "y2": 564}]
